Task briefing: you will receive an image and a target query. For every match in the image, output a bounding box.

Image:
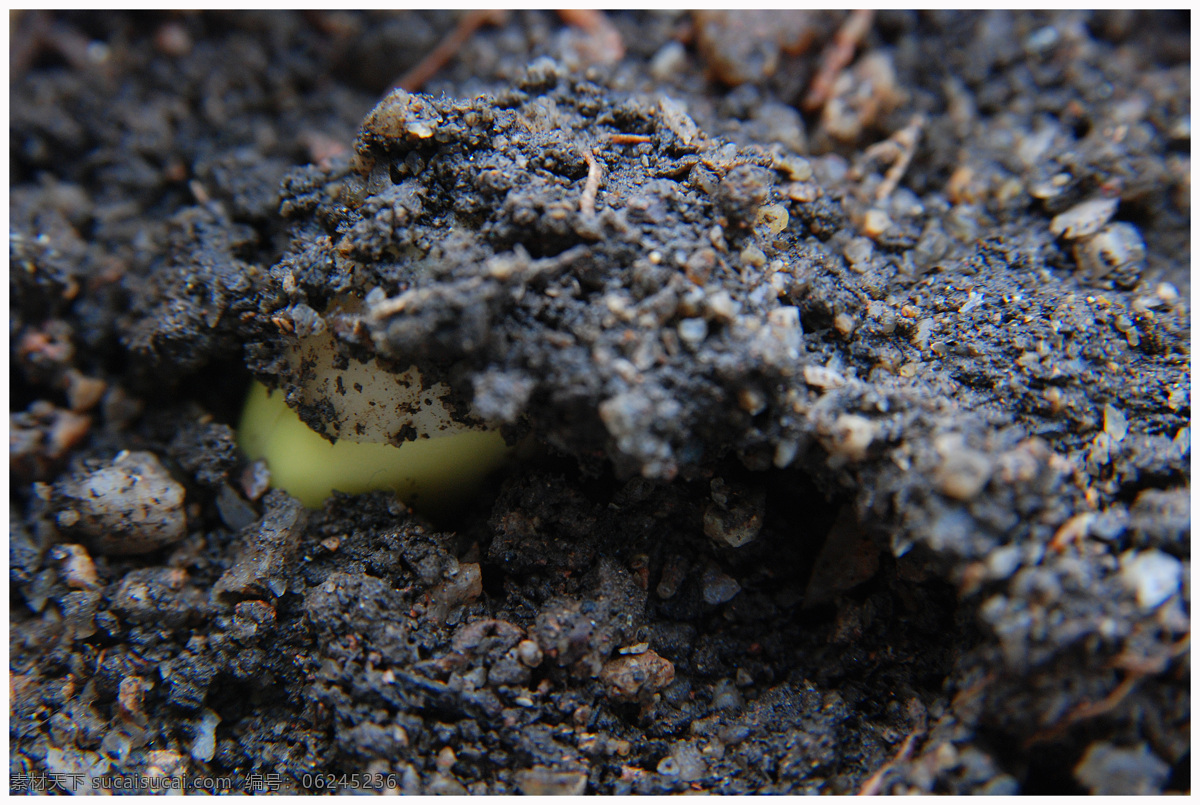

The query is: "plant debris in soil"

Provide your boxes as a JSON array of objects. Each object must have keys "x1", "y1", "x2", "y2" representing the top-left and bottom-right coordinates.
[{"x1": 10, "y1": 10, "x2": 1190, "y2": 795}]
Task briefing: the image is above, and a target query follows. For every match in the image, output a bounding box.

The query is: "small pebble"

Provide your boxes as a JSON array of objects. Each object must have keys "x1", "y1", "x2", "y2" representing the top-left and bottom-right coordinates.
[
  {"x1": 740, "y1": 244, "x2": 766, "y2": 268},
  {"x1": 1024, "y1": 25, "x2": 1059, "y2": 53},
  {"x1": 1120, "y1": 549, "x2": 1182, "y2": 610},
  {"x1": 517, "y1": 639, "x2": 544, "y2": 668},
  {"x1": 65, "y1": 371, "x2": 107, "y2": 413},
  {"x1": 843, "y1": 237, "x2": 874, "y2": 266},
  {"x1": 430, "y1": 562, "x2": 483, "y2": 617},
  {"x1": 514, "y1": 767, "x2": 587, "y2": 796},
  {"x1": 959, "y1": 291, "x2": 985, "y2": 314},
  {"x1": 425, "y1": 775, "x2": 467, "y2": 796},
  {"x1": 737, "y1": 387, "x2": 767, "y2": 416},
  {"x1": 663, "y1": 741, "x2": 706, "y2": 782},
  {"x1": 762, "y1": 306, "x2": 803, "y2": 360},
  {"x1": 650, "y1": 41, "x2": 687, "y2": 82},
  {"x1": 1090, "y1": 507, "x2": 1129, "y2": 542},
  {"x1": 50, "y1": 544, "x2": 99, "y2": 590},
  {"x1": 1103, "y1": 403, "x2": 1128, "y2": 442},
  {"x1": 702, "y1": 479, "x2": 764, "y2": 548},
  {"x1": 1168, "y1": 115, "x2": 1189, "y2": 141},
  {"x1": 705, "y1": 290, "x2": 739, "y2": 323},
  {"x1": 190, "y1": 709, "x2": 220, "y2": 763},
  {"x1": 436, "y1": 746, "x2": 456, "y2": 773},
  {"x1": 677, "y1": 318, "x2": 708, "y2": 348},
  {"x1": 216, "y1": 483, "x2": 259, "y2": 531},
  {"x1": 700, "y1": 566, "x2": 741, "y2": 605},
  {"x1": 658, "y1": 96, "x2": 699, "y2": 146},
  {"x1": 1156, "y1": 282, "x2": 1179, "y2": 305},
  {"x1": 1074, "y1": 222, "x2": 1145, "y2": 282},
  {"x1": 755, "y1": 203, "x2": 789, "y2": 236},
  {"x1": 57, "y1": 451, "x2": 187, "y2": 555},
  {"x1": 861, "y1": 209, "x2": 893, "y2": 239},
  {"x1": 99, "y1": 730, "x2": 132, "y2": 766},
  {"x1": 154, "y1": 21, "x2": 193, "y2": 58},
  {"x1": 775, "y1": 155, "x2": 812, "y2": 182},
  {"x1": 1074, "y1": 742, "x2": 1170, "y2": 795},
  {"x1": 773, "y1": 438, "x2": 801, "y2": 468},
  {"x1": 1050, "y1": 197, "x2": 1118, "y2": 239},
  {"x1": 786, "y1": 181, "x2": 819, "y2": 202},
  {"x1": 934, "y1": 435, "x2": 993, "y2": 501},
  {"x1": 803, "y1": 365, "x2": 845, "y2": 389},
  {"x1": 600, "y1": 649, "x2": 675, "y2": 702},
  {"x1": 985, "y1": 544, "x2": 1022, "y2": 580},
  {"x1": 711, "y1": 678, "x2": 744, "y2": 711},
  {"x1": 825, "y1": 414, "x2": 876, "y2": 462}
]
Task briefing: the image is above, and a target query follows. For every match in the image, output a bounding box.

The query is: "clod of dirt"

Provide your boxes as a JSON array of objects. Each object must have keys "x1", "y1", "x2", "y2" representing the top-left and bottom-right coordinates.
[
  {"x1": 599, "y1": 649, "x2": 675, "y2": 703},
  {"x1": 255, "y1": 80, "x2": 817, "y2": 480},
  {"x1": 11, "y1": 401, "x2": 93, "y2": 483},
  {"x1": 111, "y1": 567, "x2": 206, "y2": 628},
  {"x1": 53, "y1": 451, "x2": 187, "y2": 555},
  {"x1": 212, "y1": 489, "x2": 307, "y2": 601}
]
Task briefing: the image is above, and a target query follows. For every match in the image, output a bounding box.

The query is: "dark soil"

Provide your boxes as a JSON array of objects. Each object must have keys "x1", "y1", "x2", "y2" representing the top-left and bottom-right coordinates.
[{"x1": 10, "y1": 10, "x2": 1190, "y2": 795}]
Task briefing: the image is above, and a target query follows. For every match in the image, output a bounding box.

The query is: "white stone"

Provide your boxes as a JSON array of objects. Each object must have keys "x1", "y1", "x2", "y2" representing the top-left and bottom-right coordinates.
[{"x1": 1120, "y1": 550, "x2": 1183, "y2": 610}]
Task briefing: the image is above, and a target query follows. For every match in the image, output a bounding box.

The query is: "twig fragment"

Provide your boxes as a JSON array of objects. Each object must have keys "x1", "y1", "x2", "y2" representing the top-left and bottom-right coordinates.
[
  {"x1": 557, "y1": 9, "x2": 625, "y2": 64},
  {"x1": 803, "y1": 9, "x2": 874, "y2": 112},
  {"x1": 395, "y1": 10, "x2": 507, "y2": 92},
  {"x1": 1024, "y1": 674, "x2": 1140, "y2": 747},
  {"x1": 855, "y1": 114, "x2": 925, "y2": 202},
  {"x1": 580, "y1": 149, "x2": 602, "y2": 216},
  {"x1": 858, "y1": 728, "x2": 921, "y2": 796}
]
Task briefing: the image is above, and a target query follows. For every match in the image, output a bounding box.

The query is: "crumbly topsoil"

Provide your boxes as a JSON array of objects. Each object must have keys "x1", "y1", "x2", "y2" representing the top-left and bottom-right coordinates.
[{"x1": 10, "y1": 11, "x2": 1190, "y2": 795}]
